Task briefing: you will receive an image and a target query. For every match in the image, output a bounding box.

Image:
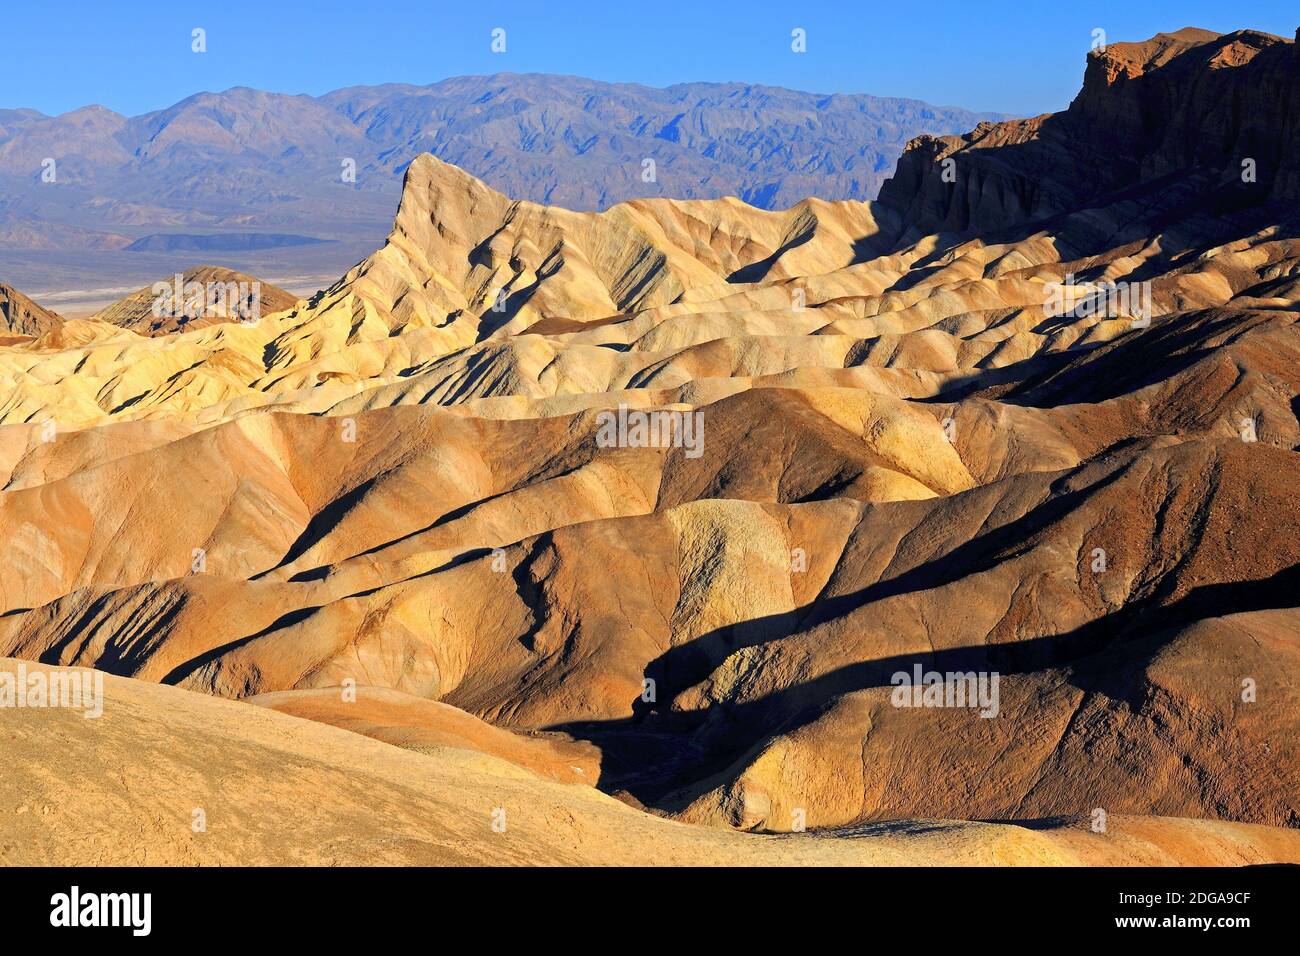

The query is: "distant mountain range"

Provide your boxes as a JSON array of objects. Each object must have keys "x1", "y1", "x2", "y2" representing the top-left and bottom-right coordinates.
[{"x1": 0, "y1": 74, "x2": 1007, "y2": 291}]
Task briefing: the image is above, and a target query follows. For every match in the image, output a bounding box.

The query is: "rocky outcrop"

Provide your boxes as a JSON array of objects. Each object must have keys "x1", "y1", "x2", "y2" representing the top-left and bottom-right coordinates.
[
  {"x1": 0, "y1": 282, "x2": 63, "y2": 337},
  {"x1": 878, "y1": 27, "x2": 1300, "y2": 240}
]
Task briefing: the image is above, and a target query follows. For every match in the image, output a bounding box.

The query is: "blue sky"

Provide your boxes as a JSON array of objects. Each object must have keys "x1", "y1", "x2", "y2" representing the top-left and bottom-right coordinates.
[{"x1": 3, "y1": 0, "x2": 1296, "y2": 117}]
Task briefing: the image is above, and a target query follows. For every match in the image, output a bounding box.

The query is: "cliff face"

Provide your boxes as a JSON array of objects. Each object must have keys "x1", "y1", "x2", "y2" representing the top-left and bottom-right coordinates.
[
  {"x1": 879, "y1": 27, "x2": 1300, "y2": 239},
  {"x1": 0, "y1": 282, "x2": 63, "y2": 337}
]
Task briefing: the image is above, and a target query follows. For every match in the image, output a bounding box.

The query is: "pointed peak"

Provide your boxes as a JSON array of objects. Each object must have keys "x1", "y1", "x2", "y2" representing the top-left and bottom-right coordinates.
[
  {"x1": 402, "y1": 154, "x2": 502, "y2": 195},
  {"x1": 393, "y1": 155, "x2": 514, "y2": 241}
]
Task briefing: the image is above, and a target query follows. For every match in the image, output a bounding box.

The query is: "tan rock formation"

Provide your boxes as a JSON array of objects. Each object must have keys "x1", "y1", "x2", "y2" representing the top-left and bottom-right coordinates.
[{"x1": 0, "y1": 282, "x2": 63, "y2": 338}]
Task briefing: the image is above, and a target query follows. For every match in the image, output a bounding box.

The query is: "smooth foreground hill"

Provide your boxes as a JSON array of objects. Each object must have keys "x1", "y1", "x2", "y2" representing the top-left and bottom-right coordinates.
[
  {"x1": 5, "y1": 660, "x2": 1297, "y2": 865},
  {"x1": 0, "y1": 27, "x2": 1297, "y2": 864}
]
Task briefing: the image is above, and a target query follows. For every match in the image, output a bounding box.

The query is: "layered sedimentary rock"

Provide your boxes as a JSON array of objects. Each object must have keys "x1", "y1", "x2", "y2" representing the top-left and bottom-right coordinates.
[
  {"x1": 0, "y1": 282, "x2": 63, "y2": 338},
  {"x1": 0, "y1": 27, "x2": 1297, "y2": 862},
  {"x1": 877, "y1": 27, "x2": 1300, "y2": 238}
]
